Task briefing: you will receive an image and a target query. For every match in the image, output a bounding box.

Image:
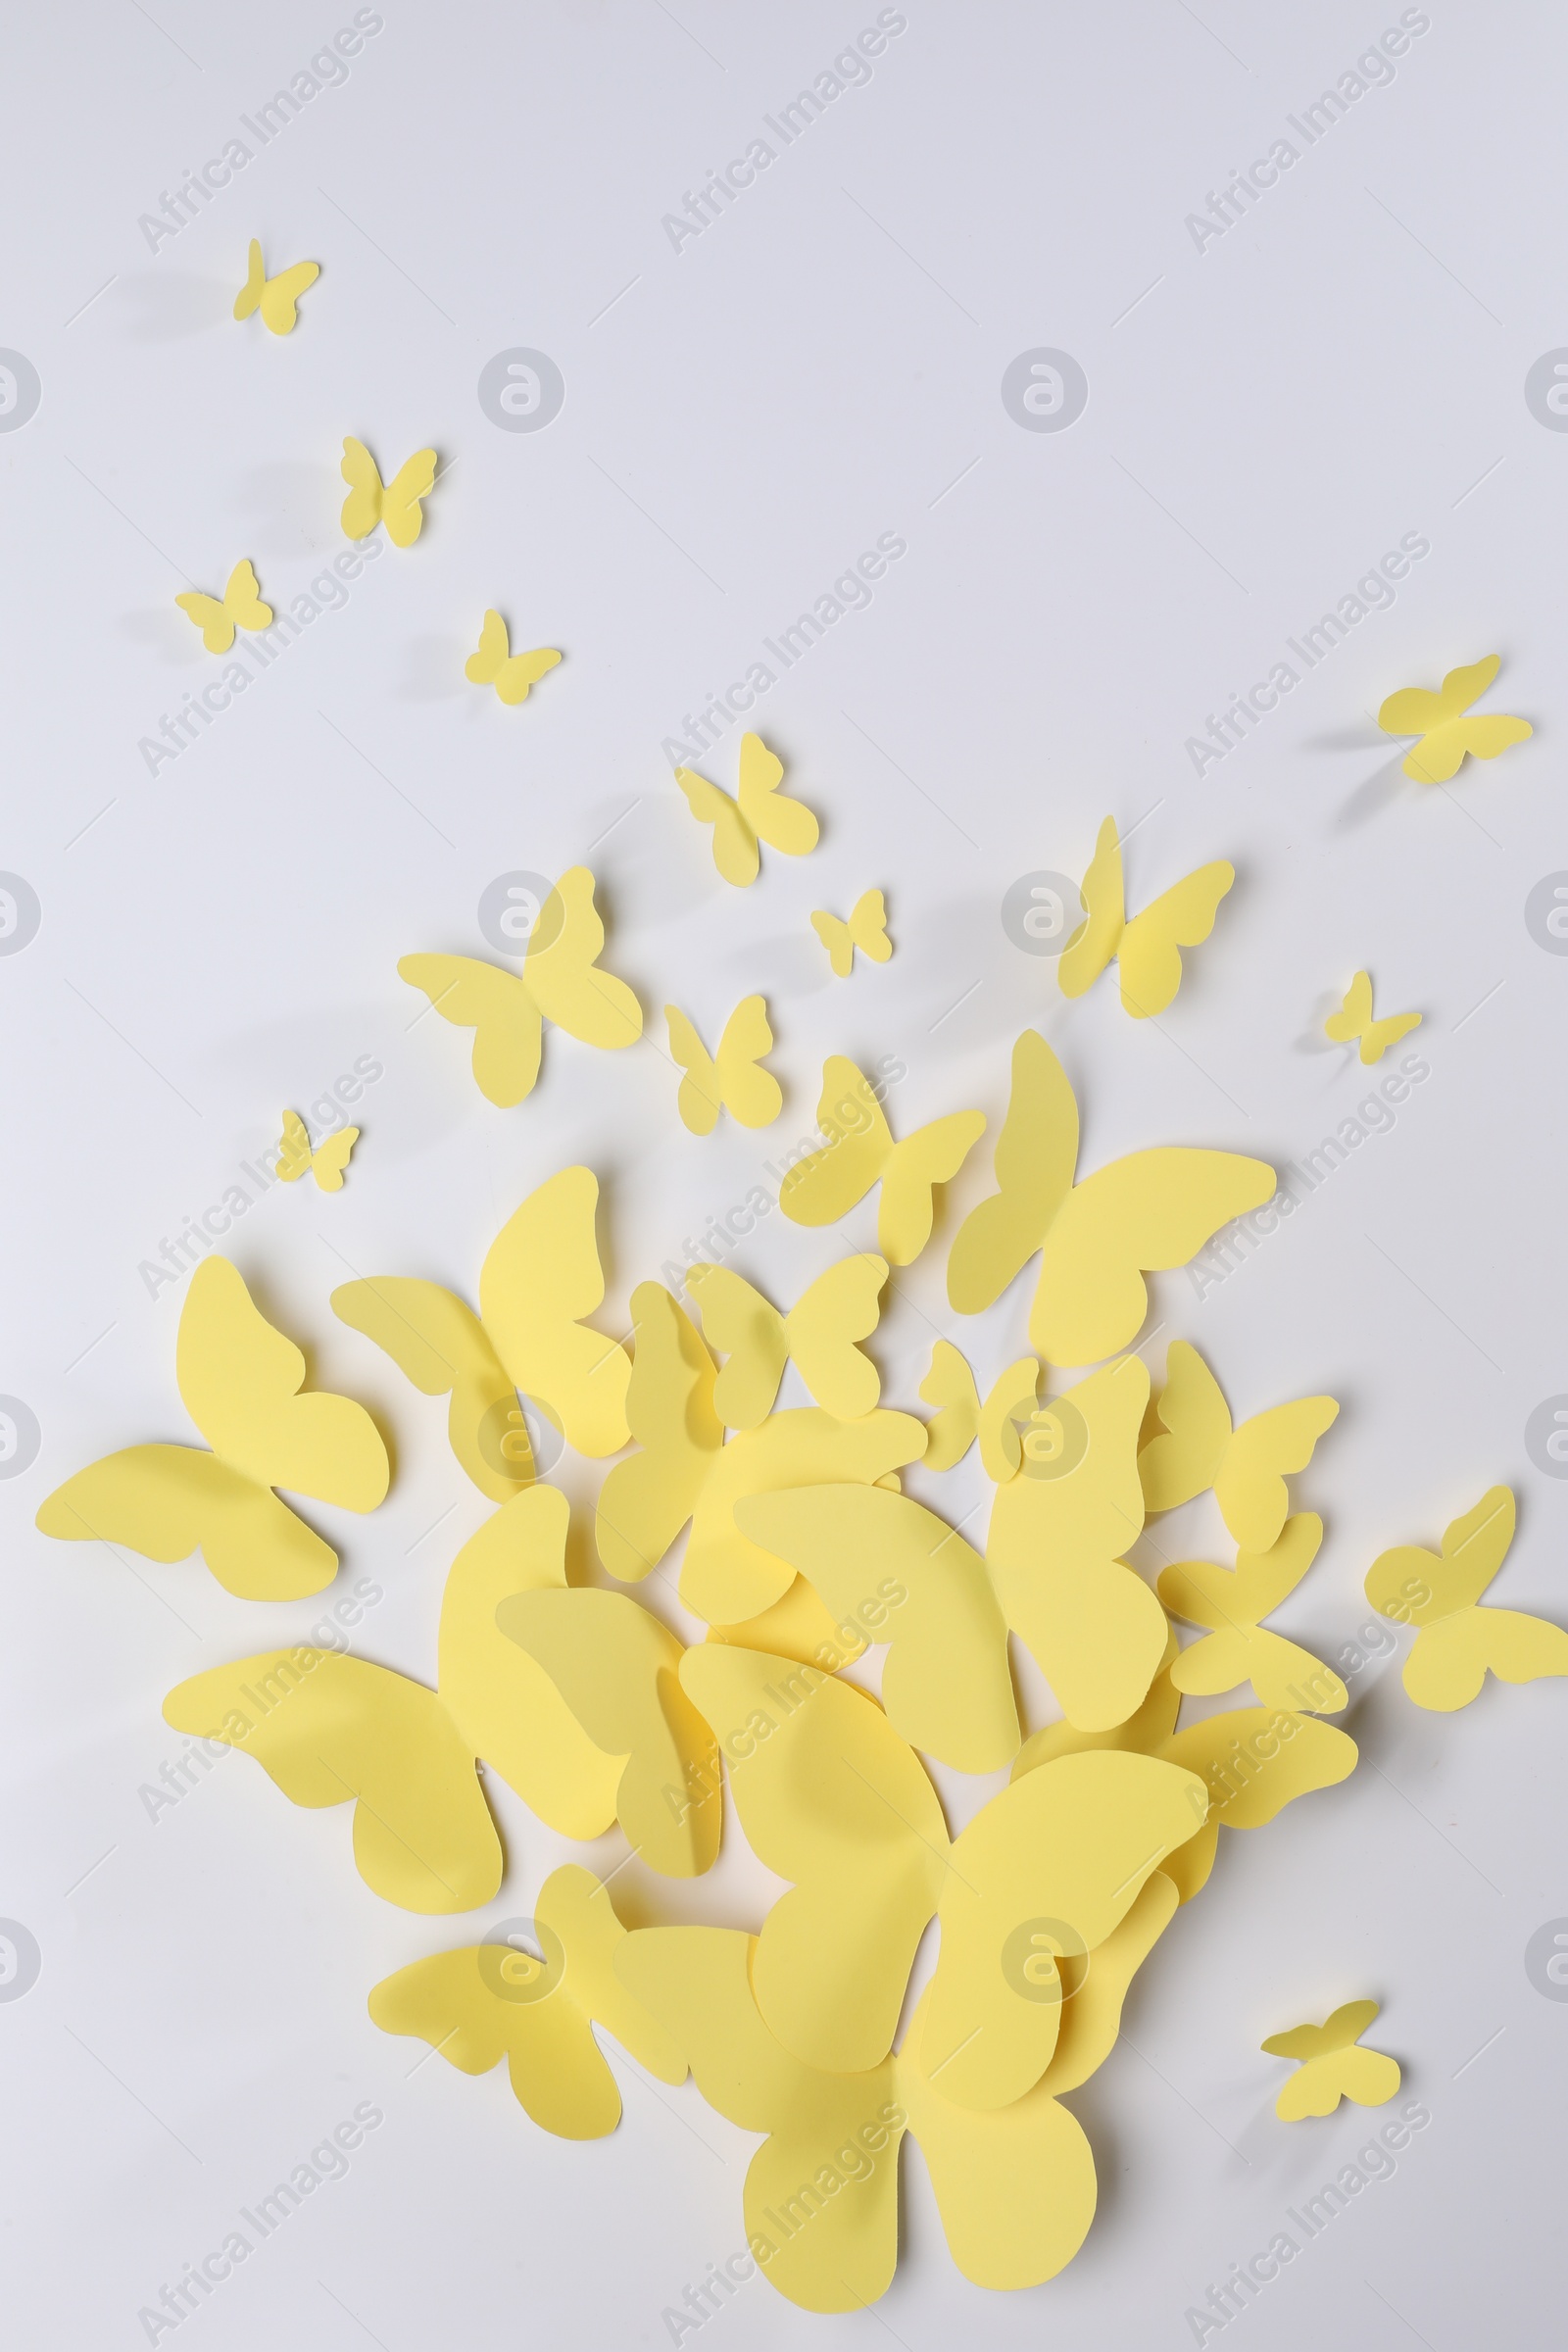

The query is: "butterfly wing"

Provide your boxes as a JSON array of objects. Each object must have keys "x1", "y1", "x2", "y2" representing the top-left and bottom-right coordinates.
[
  {"x1": 1402, "y1": 1605, "x2": 1568, "y2": 1711},
  {"x1": 1325, "y1": 970, "x2": 1374, "y2": 1043},
  {"x1": 233, "y1": 239, "x2": 266, "y2": 320},
  {"x1": 1037, "y1": 1871, "x2": 1179, "y2": 2094},
  {"x1": 1360, "y1": 1006, "x2": 1423, "y2": 1063},
  {"x1": 674, "y1": 765, "x2": 758, "y2": 886},
  {"x1": 777, "y1": 1059, "x2": 894, "y2": 1230},
  {"x1": 258, "y1": 258, "x2": 318, "y2": 334},
  {"x1": 783, "y1": 1251, "x2": 886, "y2": 1419},
  {"x1": 919, "y1": 1339, "x2": 980, "y2": 1470},
  {"x1": 850, "y1": 888, "x2": 893, "y2": 962},
  {"x1": 496, "y1": 1589, "x2": 720, "y2": 1876},
  {"x1": 735, "y1": 1486, "x2": 1019, "y2": 1772},
  {"x1": 496, "y1": 646, "x2": 561, "y2": 706},
  {"x1": 1116, "y1": 860, "x2": 1234, "y2": 1018},
  {"x1": 735, "y1": 732, "x2": 818, "y2": 858},
  {"x1": 276, "y1": 1108, "x2": 314, "y2": 1185},
  {"x1": 173, "y1": 590, "x2": 235, "y2": 656},
  {"x1": 339, "y1": 436, "x2": 385, "y2": 539},
  {"x1": 664, "y1": 1004, "x2": 722, "y2": 1137},
  {"x1": 399, "y1": 953, "x2": 543, "y2": 1106},
  {"x1": 1033, "y1": 1147, "x2": 1275, "y2": 1365},
  {"x1": 1217, "y1": 1396, "x2": 1339, "y2": 1550},
  {"x1": 221, "y1": 558, "x2": 271, "y2": 633},
  {"x1": 34, "y1": 1446, "x2": 336, "y2": 1599},
  {"x1": 878, "y1": 1109, "x2": 988, "y2": 1266},
  {"x1": 331, "y1": 1275, "x2": 525, "y2": 1502},
  {"x1": 711, "y1": 994, "x2": 783, "y2": 1130},
  {"x1": 466, "y1": 609, "x2": 509, "y2": 685},
  {"x1": 1138, "y1": 1340, "x2": 1233, "y2": 1513},
  {"x1": 685, "y1": 1263, "x2": 788, "y2": 1429},
  {"x1": 810, "y1": 908, "x2": 855, "y2": 976},
  {"x1": 1444, "y1": 712, "x2": 1533, "y2": 771},
  {"x1": 309, "y1": 1125, "x2": 357, "y2": 1192},
  {"x1": 1365, "y1": 1485, "x2": 1516, "y2": 1625},
  {"x1": 947, "y1": 1031, "x2": 1079, "y2": 1314},
  {"x1": 381, "y1": 447, "x2": 438, "y2": 547},
  {"x1": 478, "y1": 1167, "x2": 630, "y2": 1455},
  {"x1": 1160, "y1": 1706, "x2": 1356, "y2": 1899},
  {"x1": 978, "y1": 1356, "x2": 1046, "y2": 1483},
  {"x1": 1057, "y1": 816, "x2": 1125, "y2": 999},
  {"x1": 163, "y1": 1651, "x2": 501, "y2": 1912},
  {"x1": 521, "y1": 867, "x2": 643, "y2": 1053},
  {"x1": 596, "y1": 1284, "x2": 723, "y2": 1581}
]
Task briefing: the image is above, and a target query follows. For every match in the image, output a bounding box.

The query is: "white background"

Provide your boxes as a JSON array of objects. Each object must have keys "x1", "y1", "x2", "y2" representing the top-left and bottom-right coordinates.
[{"x1": 2, "y1": 3, "x2": 1566, "y2": 2345}]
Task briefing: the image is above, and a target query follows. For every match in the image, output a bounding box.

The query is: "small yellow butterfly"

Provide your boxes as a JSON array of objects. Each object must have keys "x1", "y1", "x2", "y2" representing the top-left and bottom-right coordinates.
[
  {"x1": 686, "y1": 1252, "x2": 887, "y2": 1425},
  {"x1": 811, "y1": 889, "x2": 892, "y2": 976},
  {"x1": 1377, "y1": 655, "x2": 1532, "y2": 782},
  {"x1": 174, "y1": 559, "x2": 272, "y2": 655},
  {"x1": 1261, "y1": 1999, "x2": 1400, "y2": 2121},
  {"x1": 232, "y1": 239, "x2": 319, "y2": 335},
  {"x1": 1058, "y1": 816, "x2": 1234, "y2": 1017},
  {"x1": 675, "y1": 733, "x2": 818, "y2": 887},
  {"x1": 1365, "y1": 1485, "x2": 1568, "y2": 1710},
  {"x1": 466, "y1": 611, "x2": 562, "y2": 706},
  {"x1": 1158, "y1": 1515, "x2": 1348, "y2": 1716},
  {"x1": 1139, "y1": 1340, "x2": 1339, "y2": 1551},
  {"x1": 780, "y1": 1057, "x2": 985, "y2": 1267},
  {"x1": 340, "y1": 436, "x2": 438, "y2": 548},
  {"x1": 664, "y1": 996, "x2": 782, "y2": 1135},
  {"x1": 276, "y1": 1108, "x2": 358, "y2": 1193},
  {"x1": 915, "y1": 1342, "x2": 1055, "y2": 1482},
  {"x1": 1324, "y1": 971, "x2": 1421, "y2": 1064}
]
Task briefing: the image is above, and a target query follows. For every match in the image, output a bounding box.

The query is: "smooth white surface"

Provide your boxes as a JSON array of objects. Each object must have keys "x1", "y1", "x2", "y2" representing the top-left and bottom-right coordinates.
[{"x1": 2, "y1": 2, "x2": 1565, "y2": 2344}]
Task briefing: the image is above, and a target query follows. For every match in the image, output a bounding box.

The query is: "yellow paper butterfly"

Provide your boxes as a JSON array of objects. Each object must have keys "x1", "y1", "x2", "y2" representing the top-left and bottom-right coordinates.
[
  {"x1": 36, "y1": 1256, "x2": 387, "y2": 1600},
  {"x1": 665, "y1": 996, "x2": 782, "y2": 1135},
  {"x1": 275, "y1": 1108, "x2": 357, "y2": 1193},
  {"x1": 1377, "y1": 655, "x2": 1532, "y2": 783},
  {"x1": 162, "y1": 1487, "x2": 635, "y2": 1911},
  {"x1": 1058, "y1": 816, "x2": 1234, "y2": 1016},
  {"x1": 948, "y1": 1030, "x2": 1274, "y2": 1366},
  {"x1": 174, "y1": 559, "x2": 272, "y2": 655},
  {"x1": 368, "y1": 1867, "x2": 686, "y2": 2138},
  {"x1": 1158, "y1": 1515, "x2": 1348, "y2": 1715},
  {"x1": 914, "y1": 1343, "x2": 1046, "y2": 1479},
  {"x1": 340, "y1": 435, "x2": 438, "y2": 547},
  {"x1": 779, "y1": 1058, "x2": 986, "y2": 1267},
  {"x1": 232, "y1": 238, "x2": 318, "y2": 334},
  {"x1": 1261, "y1": 2000, "x2": 1400, "y2": 2121},
  {"x1": 674, "y1": 733, "x2": 818, "y2": 887},
  {"x1": 1139, "y1": 1340, "x2": 1339, "y2": 1550},
  {"x1": 811, "y1": 889, "x2": 893, "y2": 977},
  {"x1": 1323, "y1": 970, "x2": 1422, "y2": 1065},
  {"x1": 399, "y1": 867, "x2": 642, "y2": 1106},
  {"x1": 465, "y1": 611, "x2": 562, "y2": 706},
  {"x1": 686, "y1": 1253, "x2": 887, "y2": 1426},
  {"x1": 332, "y1": 1164, "x2": 632, "y2": 1494},
  {"x1": 1365, "y1": 1485, "x2": 1568, "y2": 1710}
]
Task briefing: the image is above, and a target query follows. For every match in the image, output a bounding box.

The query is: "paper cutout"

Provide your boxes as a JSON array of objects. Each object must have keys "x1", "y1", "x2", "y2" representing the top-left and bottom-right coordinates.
[
  {"x1": 1377, "y1": 655, "x2": 1531, "y2": 782},
  {"x1": 779, "y1": 1058, "x2": 985, "y2": 1266},
  {"x1": 919, "y1": 1341, "x2": 980, "y2": 1470},
  {"x1": 686, "y1": 1253, "x2": 886, "y2": 1425},
  {"x1": 1159, "y1": 1515, "x2": 1348, "y2": 1714},
  {"x1": 1139, "y1": 1340, "x2": 1339, "y2": 1548},
  {"x1": 333, "y1": 1166, "x2": 630, "y2": 1492},
  {"x1": 1324, "y1": 971, "x2": 1422, "y2": 1065},
  {"x1": 174, "y1": 560, "x2": 272, "y2": 655},
  {"x1": 1038, "y1": 1873, "x2": 1179, "y2": 2095},
  {"x1": 1058, "y1": 816, "x2": 1233, "y2": 1017},
  {"x1": 399, "y1": 868, "x2": 641, "y2": 1106},
  {"x1": 1261, "y1": 2000, "x2": 1400, "y2": 2120},
  {"x1": 665, "y1": 997, "x2": 782, "y2": 1134},
  {"x1": 368, "y1": 1866, "x2": 685, "y2": 2137},
  {"x1": 233, "y1": 239, "x2": 318, "y2": 334},
  {"x1": 706, "y1": 1574, "x2": 868, "y2": 1670},
  {"x1": 340, "y1": 436, "x2": 438, "y2": 546},
  {"x1": 497, "y1": 1587, "x2": 720, "y2": 1877},
  {"x1": 596, "y1": 1283, "x2": 723, "y2": 1582},
  {"x1": 811, "y1": 890, "x2": 893, "y2": 976},
  {"x1": 949, "y1": 1031, "x2": 1274, "y2": 1363},
  {"x1": 37, "y1": 1256, "x2": 387, "y2": 1599},
  {"x1": 465, "y1": 612, "x2": 562, "y2": 705},
  {"x1": 616, "y1": 1927, "x2": 1098, "y2": 2309},
  {"x1": 1365, "y1": 1485, "x2": 1568, "y2": 1709},
  {"x1": 276, "y1": 1107, "x2": 357, "y2": 1192},
  {"x1": 674, "y1": 733, "x2": 817, "y2": 886}
]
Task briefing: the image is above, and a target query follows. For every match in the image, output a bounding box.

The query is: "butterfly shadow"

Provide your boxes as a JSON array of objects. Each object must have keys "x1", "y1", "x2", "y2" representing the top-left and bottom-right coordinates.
[
  {"x1": 122, "y1": 607, "x2": 207, "y2": 664},
  {"x1": 116, "y1": 270, "x2": 235, "y2": 340},
  {"x1": 1330, "y1": 751, "x2": 1411, "y2": 833}
]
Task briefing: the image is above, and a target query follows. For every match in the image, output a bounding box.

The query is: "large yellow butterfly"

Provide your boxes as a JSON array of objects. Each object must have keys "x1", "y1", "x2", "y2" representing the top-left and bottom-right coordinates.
[
  {"x1": 1377, "y1": 655, "x2": 1532, "y2": 782},
  {"x1": 368, "y1": 1867, "x2": 686, "y2": 2138},
  {"x1": 1139, "y1": 1340, "x2": 1339, "y2": 1549},
  {"x1": 947, "y1": 1030, "x2": 1274, "y2": 1366},
  {"x1": 1364, "y1": 1485, "x2": 1568, "y2": 1710},
  {"x1": 1323, "y1": 970, "x2": 1422, "y2": 1065},
  {"x1": 1261, "y1": 1999, "x2": 1400, "y2": 2121},
  {"x1": 161, "y1": 1486, "x2": 638, "y2": 1911},
  {"x1": 686, "y1": 1252, "x2": 887, "y2": 1425},
  {"x1": 232, "y1": 238, "x2": 318, "y2": 334},
  {"x1": 665, "y1": 996, "x2": 782, "y2": 1134},
  {"x1": 465, "y1": 611, "x2": 562, "y2": 706},
  {"x1": 810, "y1": 889, "x2": 893, "y2": 976},
  {"x1": 1058, "y1": 816, "x2": 1234, "y2": 1016},
  {"x1": 675, "y1": 733, "x2": 818, "y2": 887},
  {"x1": 276, "y1": 1107, "x2": 357, "y2": 1193},
  {"x1": 36, "y1": 1256, "x2": 387, "y2": 1600},
  {"x1": 339, "y1": 435, "x2": 438, "y2": 547},
  {"x1": 779, "y1": 1058, "x2": 986, "y2": 1267},
  {"x1": 174, "y1": 559, "x2": 272, "y2": 655},
  {"x1": 332, "y1": 1164, "x2": 632, "y2": 1494},
  {"x1": 399, "y1": 867, "x2": 642, "y2": 1107},
  {"x1": 1157, "y1": 1514, "x2": 1348, "y2": 1715}
]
